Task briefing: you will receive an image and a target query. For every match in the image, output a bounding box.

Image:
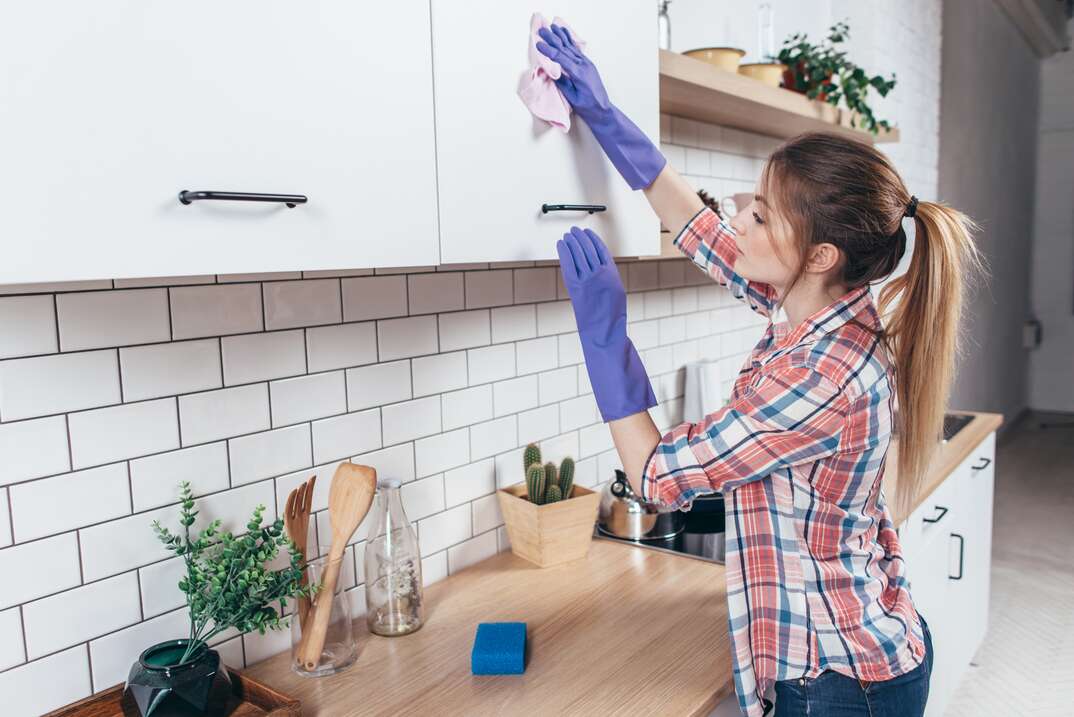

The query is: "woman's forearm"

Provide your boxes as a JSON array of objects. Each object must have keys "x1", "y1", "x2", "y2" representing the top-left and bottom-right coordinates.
[
  {"x1": 608, "y1": 409, "x2": 662, "y2": 496},
  {"x1": 643, "y1": 163, "x2": 706, "y2": 238}
]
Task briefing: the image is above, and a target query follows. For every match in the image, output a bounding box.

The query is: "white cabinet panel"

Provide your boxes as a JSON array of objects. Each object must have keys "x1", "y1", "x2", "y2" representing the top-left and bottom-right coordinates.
[
  {"x1": 431, "y1": 1, "x2": 661, "y2": 263},
  {"x1": 1, "y1": 1, "x2": 439, "y2": 284}
]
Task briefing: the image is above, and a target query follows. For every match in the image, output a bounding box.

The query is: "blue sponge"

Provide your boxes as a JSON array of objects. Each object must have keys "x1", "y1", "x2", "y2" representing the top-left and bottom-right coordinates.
[{"x1": 471, "y1": 622, "x2": 527, "y2": 675}]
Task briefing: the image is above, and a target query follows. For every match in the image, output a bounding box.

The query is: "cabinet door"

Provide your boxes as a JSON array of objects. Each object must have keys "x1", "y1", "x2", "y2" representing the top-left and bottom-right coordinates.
[
  {"x1": 963, "y1": 432, "x2": 996, "y2": 653},
  {"x1": 1, "y1": 1, "x2": 439, "y2": 284},
  {"x1": 431, "y1": 0, "x2": 661, "y2": 263}
]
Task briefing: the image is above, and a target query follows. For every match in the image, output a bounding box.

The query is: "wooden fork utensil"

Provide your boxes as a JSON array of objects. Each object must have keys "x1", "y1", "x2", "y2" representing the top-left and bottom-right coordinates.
[{"x1": 284, "y1": 475, "x2": 317, "y2": 632}]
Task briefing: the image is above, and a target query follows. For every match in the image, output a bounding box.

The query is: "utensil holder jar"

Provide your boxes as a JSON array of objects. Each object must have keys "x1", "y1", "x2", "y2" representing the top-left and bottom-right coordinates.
[{"x1": 290, "y1": 553, "x2": 357, "y2": 677}]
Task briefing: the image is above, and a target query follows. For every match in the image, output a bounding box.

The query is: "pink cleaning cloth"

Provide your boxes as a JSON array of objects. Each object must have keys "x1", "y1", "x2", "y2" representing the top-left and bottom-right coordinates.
[{"x1": 517, "y1": 13, "x2": 586, "y2": 132}]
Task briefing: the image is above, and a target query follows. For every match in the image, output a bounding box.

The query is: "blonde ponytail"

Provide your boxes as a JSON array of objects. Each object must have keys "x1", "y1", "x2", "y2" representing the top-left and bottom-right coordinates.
[{"x1": 876, "y1": 201, "x2": 985, "y2": 518}]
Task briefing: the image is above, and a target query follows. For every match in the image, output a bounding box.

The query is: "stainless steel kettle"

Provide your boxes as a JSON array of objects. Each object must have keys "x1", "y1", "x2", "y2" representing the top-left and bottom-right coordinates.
[{"x1": 598, "y1": 470, "x2": 685, "y2": 541}]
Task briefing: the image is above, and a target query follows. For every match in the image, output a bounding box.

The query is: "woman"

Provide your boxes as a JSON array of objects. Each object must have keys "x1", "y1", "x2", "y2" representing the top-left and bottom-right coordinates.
[{"x1": 536, "y1": 24, "x2": 984, "y2": 717}]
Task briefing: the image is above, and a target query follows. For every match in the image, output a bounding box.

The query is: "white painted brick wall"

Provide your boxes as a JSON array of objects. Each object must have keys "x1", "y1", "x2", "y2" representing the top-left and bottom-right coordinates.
[{"x1": 0, "y1": 5, "x2": 942, "y2": 710}]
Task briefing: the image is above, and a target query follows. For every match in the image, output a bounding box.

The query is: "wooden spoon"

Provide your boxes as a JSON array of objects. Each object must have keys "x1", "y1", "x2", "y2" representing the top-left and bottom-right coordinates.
[
  {"x1": 283, "y1": 475, "x2": 316, "y2": 633},
  {"x1": 298, "y1": 462, "x2": 377, "y2": 671}
]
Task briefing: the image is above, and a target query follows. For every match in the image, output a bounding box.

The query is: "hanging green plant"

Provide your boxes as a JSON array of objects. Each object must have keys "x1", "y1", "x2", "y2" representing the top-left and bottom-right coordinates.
[{"x1": 776, "y1": 20, "x2": 897, "y2": 135}]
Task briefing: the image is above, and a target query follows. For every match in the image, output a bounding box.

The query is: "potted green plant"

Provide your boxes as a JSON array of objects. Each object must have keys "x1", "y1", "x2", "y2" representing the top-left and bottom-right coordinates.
[
  {"x1": 776, "y1": 20, "x2": 897, "y2": 135},
  {"x1": 120, "y1": 482, "x2": 309, "y2": 717}
]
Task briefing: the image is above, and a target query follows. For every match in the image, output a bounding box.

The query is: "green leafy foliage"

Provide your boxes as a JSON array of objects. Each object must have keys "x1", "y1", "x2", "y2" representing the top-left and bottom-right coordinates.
[
  {"x1": 776, "y1": 20, "x2": 896, "y2": 135},
  {"x1": 152, "y1": 481, "x2": 309, "y2": 665}
]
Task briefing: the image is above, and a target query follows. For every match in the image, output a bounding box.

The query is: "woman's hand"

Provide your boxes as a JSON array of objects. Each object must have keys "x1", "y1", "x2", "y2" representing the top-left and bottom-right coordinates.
[
  {"x1": 557, "y1": 226, "x2": 657, "y2": 422},
  {"x1": 535, "y1": 24, "x2": 612, "y2": 124}
]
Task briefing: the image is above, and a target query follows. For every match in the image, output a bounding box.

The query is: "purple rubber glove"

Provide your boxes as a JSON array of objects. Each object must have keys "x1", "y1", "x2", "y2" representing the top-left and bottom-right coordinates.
[
  {"x1": 557, "y1": 226, "x2": 657, "y2": 422},
  {"x1": 536, "y1": 23, "x2": 666, "y2": 190}
]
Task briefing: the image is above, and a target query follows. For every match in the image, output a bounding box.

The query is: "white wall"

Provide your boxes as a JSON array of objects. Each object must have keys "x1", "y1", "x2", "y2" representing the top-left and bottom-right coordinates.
[{"x1": 1028, "y1": 18, "x2": 1074, "y2": 412}]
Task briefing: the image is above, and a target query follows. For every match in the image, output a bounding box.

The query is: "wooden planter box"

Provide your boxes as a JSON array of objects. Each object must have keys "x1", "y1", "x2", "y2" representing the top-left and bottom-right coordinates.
[{"x1": 497, "y1": 483, "x2": 601, "y2": 567}]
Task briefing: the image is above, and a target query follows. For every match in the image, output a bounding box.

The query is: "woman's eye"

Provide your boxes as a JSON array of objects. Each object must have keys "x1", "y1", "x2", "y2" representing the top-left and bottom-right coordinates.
[{"x1": 752, "y1": 212, "x2": 764, "y2": 225}]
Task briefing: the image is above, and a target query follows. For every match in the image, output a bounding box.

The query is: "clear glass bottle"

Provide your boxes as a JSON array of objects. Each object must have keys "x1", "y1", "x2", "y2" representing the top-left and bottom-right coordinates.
[
  {"x1": 758, "y1": 2, "x2": 775, "y2": 62},
  {"x1": 364, "y1": 479, "x2": 424, "y2": 636},
  {"x1": 657, "y1": 0, "x2": 672, "y2": 51}
]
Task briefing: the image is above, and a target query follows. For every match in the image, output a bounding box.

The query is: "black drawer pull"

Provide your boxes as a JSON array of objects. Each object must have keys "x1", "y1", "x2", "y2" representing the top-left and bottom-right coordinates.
[
  {"x1": 179, "y1": 190, "x2": 308, "y2": 208},
  {"x1": 922, "y1": 505, "x2": 948, "y2": 524},
  {"x1": 970, "y1": 457, "x2": 992, "y2": 471},
  {"x1": 541, "y1": 203, "x2": 607, "y2": 214},
  {"x1": 949, "y1": 532, "x2": 964, "y2": 580}
]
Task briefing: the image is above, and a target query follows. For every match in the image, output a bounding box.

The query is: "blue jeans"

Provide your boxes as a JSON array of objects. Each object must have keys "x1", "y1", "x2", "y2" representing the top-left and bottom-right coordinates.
[{"x1": 773, "y1": 614, "x2": 934, "y2": 717}]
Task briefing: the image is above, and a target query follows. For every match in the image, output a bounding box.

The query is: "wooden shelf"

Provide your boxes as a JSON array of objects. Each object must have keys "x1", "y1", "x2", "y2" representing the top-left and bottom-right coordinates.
[{"x1": 658, "y1": 49, "x2": 899, "y2": 145}]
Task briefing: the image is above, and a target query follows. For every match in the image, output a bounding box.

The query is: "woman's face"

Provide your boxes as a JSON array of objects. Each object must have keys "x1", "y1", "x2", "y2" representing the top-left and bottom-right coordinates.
[{"x1": 726, "y1": 192, "x2": 798, "y2": 291}]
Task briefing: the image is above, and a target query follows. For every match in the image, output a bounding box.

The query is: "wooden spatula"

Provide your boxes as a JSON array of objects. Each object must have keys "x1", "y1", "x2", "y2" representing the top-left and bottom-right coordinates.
[
  {"x1": 298, "y1": 462, "x2": 377, "y2": 671},
  {"x1": 283, "y1": 475, "x2": 316, "y2": 633}
]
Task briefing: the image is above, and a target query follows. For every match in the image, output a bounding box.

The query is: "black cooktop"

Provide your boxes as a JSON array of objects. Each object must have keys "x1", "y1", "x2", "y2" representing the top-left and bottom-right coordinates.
[{"x1": 593, "y1": 525, "x2": 725, "y2": 564}]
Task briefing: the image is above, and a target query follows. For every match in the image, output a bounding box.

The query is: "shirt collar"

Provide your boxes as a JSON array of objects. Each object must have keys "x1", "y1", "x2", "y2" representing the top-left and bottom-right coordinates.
[{"x1": 772, "y1": 285, "x2": 876, "y2": 349}]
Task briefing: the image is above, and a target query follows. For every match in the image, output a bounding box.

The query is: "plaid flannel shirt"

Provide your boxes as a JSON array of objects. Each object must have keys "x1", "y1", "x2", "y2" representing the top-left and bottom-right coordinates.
[{"x1": 641, "y1": 207, "x2": 927, "y2": 717}]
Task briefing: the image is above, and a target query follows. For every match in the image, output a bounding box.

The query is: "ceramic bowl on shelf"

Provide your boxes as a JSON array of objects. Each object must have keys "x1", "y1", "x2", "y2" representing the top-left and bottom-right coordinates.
[
  {"x1": 682, "y1": 47, "x2": 746, "y2": 72},
  {"x1": 738, "y1": 62, "x2": 788, "y2": 88}
]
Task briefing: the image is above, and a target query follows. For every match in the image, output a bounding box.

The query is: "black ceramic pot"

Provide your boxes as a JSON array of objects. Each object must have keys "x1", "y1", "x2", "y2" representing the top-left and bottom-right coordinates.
[{"x1": 121, "y1": 640, "x2": 232, "y2": 717}]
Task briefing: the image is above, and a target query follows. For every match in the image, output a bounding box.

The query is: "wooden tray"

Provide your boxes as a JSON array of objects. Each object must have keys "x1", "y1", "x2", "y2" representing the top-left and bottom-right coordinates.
[{"x1": 43, "y1": 668, "x2": 301, "y2": 717}]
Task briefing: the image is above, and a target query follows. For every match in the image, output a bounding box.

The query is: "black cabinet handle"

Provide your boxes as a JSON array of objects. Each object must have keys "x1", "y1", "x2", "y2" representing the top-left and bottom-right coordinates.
[
  {"x1": 949, "y1": 532, "x2": 964, "y2": 580},
  {"x1": 541, "y1": 203, "x2": 607, "y2": 214},
  {"x1": 970, "y1": 457, "x2": 992, "y2": 471},
  {"x1": 922, "y1": 505, "x2": 948, "y2": 524},
  {"x1": 179, "y1": 191, "x2": 308, "y2": 208}
]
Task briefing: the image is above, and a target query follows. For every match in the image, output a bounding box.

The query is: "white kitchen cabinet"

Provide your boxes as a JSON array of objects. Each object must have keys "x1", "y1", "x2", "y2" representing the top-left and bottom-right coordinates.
[
  {"x1": 0, "y1": 1, "x2": 440, "y2": 284},
  {"x1": 430, "y1": 0, "x2": 661, "y2": 263}
]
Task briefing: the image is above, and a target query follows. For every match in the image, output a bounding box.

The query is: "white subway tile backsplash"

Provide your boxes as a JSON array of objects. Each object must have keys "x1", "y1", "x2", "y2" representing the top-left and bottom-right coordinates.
[
  {"x1": 120, "y1": 339, "x2": 222, "y2": 401},
  {"x1": 412, "y1": 351, "x2": 467, "y2": 397},
  {"x1": 443, "y1": 458, "x2": 495, "y2": 508},
  {"x1": 418, "y1": 504, "x2": 471, "y2": 557},
  {"x1": 684, "y1": 147, "x2": 711, "y2": 176},
  {"x1": 221, "y1": 330, "x2": 305, "y2": 386},
  {"x1": 401, "y1": 474, "x2": 445, "y2": 522},
  {"x1": 579, "y1": 423, "x2": 614, "y2": 458},
  {"x1": 0, "y1": 490, "x2": 10, "y2": 548},
  {"x1": 493, "y1": 447, "x2": 526, "y2": 490},
  {"x1": 672, "y1": 287, "x2": 699, "y2": 314},
  {"x1": 538, "y1": 366, "x2": 577, "y2": 405},
  {"x1": 179, "y1": 384, "x2": 270, "y2": 446},
  {"x1": 10, "y1": 462, "x2": 130, "y2": 542},
  {"x1": 23, "y1": 572, "x2": 140, "y2": 660},
  {"x1": 421, "y1": 550, "x2": 448, "y2": 588},
  {"x1": 0, "y1": 295, "x2": 57, "y2": 359},
  {"x1": 514, "y1": 267, "x2": 556, "y2": 303},
  {"x1": 515, "y1": 336, "x2": 558, "y2": 376},
  {"x1": 129, "y1": 442, "x2": 229, "y2": 512},
  {"x1": 493, "y1": 375, "x2": 538, "y2": 417},
  {"x1": 88, "y1": 609, "x2": 189, "y2": 692},
  {"x1": 347, "y1": 360, "x2": 412, "y2": 411},
  {"x1": 439, "y1": 309, "x2": 491, "y2": 352},
  {"x1": 312, "y1": 409, "x2": 381, "y2": 464},
  {"x1": 0, "y1": 415, "x2": 70, "y2": 487},
  {"x1": 0, "y1": 533, "x2": 82, "y2": 609},
  {"x1": 377, "y1": 315, "x2": 438, "y2": 361},
  {"x1": 170, "y1": 284, "x2": 263, "y2": 340},
  {"x1": 464, "y1": 270, "x2": 513, "y2": 309},
  {"x1": 659, "y1": 315, "x2": 687, "y2": 345},
  {"x1": 409, "y1": 273, "x2": 464, "y2": 315},
  {"x1": 382, "y1": 395, "x2": 441, "y2": 446},
  {"x1": 229, "y1": 424, "x2": 312, "y2": 486},
  {"x1": 490, "y1": 304, "x2": 537, "y2": 344},
  {"x1": 447, "y1": 529, "x2": 497, "y2": 574},
  {"x1": 0, "y1": 606, "x2": 24, "y2": 670},
  {"x1": 68, "y1": 398, "x2": 179, "y2": 469},
  {"x1": 0, "y1": 350, "x2": 119, "y2": 421},
  {"x1": 0, "y1": 645, "x2": 91, "y2": 717},
  {"x1": 644, "y1": 290, "x2": 673, "y2": 319},
  {"x1": 263, "y1": 279, "x2": 342, "y2": 330},
  {"x1": 471, "y1": 493, "x2": 503, "y2": 535},
  {"x1": 56, "y1": 288, "x2": 170, "y2": 351},
  {"x1": 354, "y1": 443, "x2": 415, "y2": 484},
  {"x1": 138, "y1": 555, "x2": 186, "y2": 618},
  {"x1": 442, "y1": 385, "x2": 493, "y2": 431},
  {"x1": 517, "y1": 404, "x2": 559, "y2": 444},
  {"x1": 536, "y1": 300, "x2": 575, "y2": 336},
  {"x1": 670, "y1": 115, "x2": 700, "y2": 146},
  {"x1": 467, "y1": 344, "x2": 515, "y2": 385},
  {"x1": 271, "y1": 371, "x2": 346, "y2": 426},
  {"x1": 414, "y1": 428, "x2": 469, "y2": 478},
  {"x1": 470, "y1": 415, "x2": 516, "y2": 460},
  {"x1": 341, "y1": 276, "x2": 408, "y2": 321},
  {"x1": 80, "y1": 480, "x2": 275, "y2": 583},
  {"x1": 557, "y1": 332, "x2": 584, "y2": 366},
  {"x1": 306, "y1": 322, "x2": 377, "y2": 373}
]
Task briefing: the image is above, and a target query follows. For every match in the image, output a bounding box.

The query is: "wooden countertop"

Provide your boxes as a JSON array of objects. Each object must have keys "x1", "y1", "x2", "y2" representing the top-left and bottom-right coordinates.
[
  {"x1": 247, "y1": 540, "x2": 732, "y2": 717},
  {"x1": 884, "y1": 411, "x2": 1003, "y2": 525},
  {"x1": 247, "y1": 411, "x2": 1001, "y2": 715}
]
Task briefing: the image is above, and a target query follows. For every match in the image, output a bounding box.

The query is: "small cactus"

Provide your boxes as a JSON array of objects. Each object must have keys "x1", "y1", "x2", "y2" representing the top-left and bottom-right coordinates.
[
  {"x1": 558, "y1": 457, "x2": 574, "y2": 499},
  {"x1": 523, "y1": 443, "x2": 542, "y2": 473},
  {"x1": 526, "y1": 463, "x2": 546, "y2": 505},
  {"x1": 545, "y1": 484, "x2": 562, "y2": 503},
  {"x1": 544, "y1": 462, "x2": 557, "y2": 491}
]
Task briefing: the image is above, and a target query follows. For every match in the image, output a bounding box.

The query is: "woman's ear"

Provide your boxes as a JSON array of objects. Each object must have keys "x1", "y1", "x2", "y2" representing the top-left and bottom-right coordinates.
[{"x1": 805, "y1": 242, "x2": 842, "y2": 274}]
